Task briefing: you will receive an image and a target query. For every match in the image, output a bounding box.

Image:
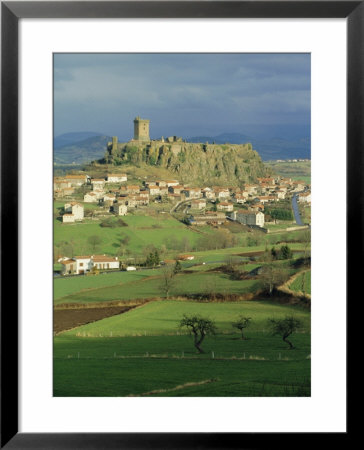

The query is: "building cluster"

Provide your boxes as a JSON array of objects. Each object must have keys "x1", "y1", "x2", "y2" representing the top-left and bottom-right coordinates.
[{"x1": 55, "y1": 170, "x2": 310, "y2": 227}]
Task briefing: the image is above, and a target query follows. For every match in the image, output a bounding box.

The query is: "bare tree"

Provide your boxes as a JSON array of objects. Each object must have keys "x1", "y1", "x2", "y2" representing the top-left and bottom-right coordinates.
[
  {"x1": 160, "y1": 265, "x2": 176, "y2": 299},
  {"x1": 179, "y1": 315, "x2": 217, "y2": 353},
  {"x1": 268, "y1": 316, "x2": 302, "y2": 349},
  {"x1": 261, "y1": 264, "x2": 288, "y2": 295},
  {"x1": 232, "y1": 316, "x2": 252, "y2": 340}
]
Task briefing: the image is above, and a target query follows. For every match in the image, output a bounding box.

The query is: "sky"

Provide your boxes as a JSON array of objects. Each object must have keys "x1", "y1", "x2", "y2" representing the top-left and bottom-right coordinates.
[{"x1": 54, "y1": 53, "x2": 310, "y2": 140}]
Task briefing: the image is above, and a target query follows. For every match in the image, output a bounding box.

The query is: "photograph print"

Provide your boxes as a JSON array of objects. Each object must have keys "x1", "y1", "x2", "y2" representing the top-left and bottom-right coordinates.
[{"x1": 53, "y1": 53, "x2": 311, "y2": 397}]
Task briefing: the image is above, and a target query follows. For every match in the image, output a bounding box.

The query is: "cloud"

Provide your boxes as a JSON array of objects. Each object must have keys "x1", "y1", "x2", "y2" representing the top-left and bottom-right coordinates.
[{"x1": 54, "y1": 53, "x2": 310, "y2": 138}]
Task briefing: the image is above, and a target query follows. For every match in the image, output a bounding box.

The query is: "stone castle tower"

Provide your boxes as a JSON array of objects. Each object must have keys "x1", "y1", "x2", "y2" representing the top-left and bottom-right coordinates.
[{"x1": 133, "y1": 116, "x2": 150, "y2": 141}]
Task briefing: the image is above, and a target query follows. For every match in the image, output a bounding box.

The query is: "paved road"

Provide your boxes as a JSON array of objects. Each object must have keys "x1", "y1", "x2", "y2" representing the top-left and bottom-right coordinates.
[{"x1": 291, "y1": 192, "x2": 304, "y2": 226}]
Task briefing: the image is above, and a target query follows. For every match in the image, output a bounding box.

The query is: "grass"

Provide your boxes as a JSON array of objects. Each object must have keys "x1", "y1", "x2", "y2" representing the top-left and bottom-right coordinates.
[
  {"x1": 54, "y1": 270, "x2": 262, "y2": 305},
  {"x1": 54, "y1": 299, "x2": 311, "y2": 397},
  {"x1": 54, "y1": 330, "x2": 310, "y2": 396},
  {"x1": 54, "y1": 210, "x2": 202, "y2": 256},
  {"x1": 289, "y1": 270, "x2": 311, "y2": 295},
  {"x1": 54, "y1": 269, "x2": 156, "y2": 300},
  {"x1": 61, "y1": 300, "x2": 310, "y2": 337}
]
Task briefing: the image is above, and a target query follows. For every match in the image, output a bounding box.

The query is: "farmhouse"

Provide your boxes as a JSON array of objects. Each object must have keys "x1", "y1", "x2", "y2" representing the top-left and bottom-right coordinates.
[
  {"x1": 91, "y1": 255, "x2": 120, "y2": 270},
  {"x1": 298, "y1": 192, "x2": 311, "y2": 203},
  {"x1": 234, "y1": 193, "x2": 247, "y2": 204},
  {"x1": 91, "y1": 179, "x2": 106, "y2": 191},
  {"x1": 213, "y1": 187, "x2": 230, "y2": 199},
  {"x1": 64, "y1": 202, "x2": 84, "y2": 221},
  {"x1": 217, "y1": 201, "x2": 234, "y2": 212},
  {"x1": 54, "y1": 178, "x2": 72, "y2": 190},
  {"x1": 107, "y1": 173, "x2": 127, "y2": 183},
  {"x1": 231, "y1": 210, "x2": 265, "y2": 227},
  {"x1": 147, "y1": 185, "x2": 160, "y2": 196},
  {"x1": 84, "y1": 192, "x2": 100, "y2": 203},
  {"x1": 61, "y1": 255, "x2": 120, "y2": 275},
  {"x1": 166, "y1": 180, "x2": 179, "y2": 187},
  {"x1": 254, "y1": 195, "x2": 276, "y2": 204},
  {"x1": 74, "y1": 255, "x2": 93, "y2": 274},
  {"x1": 114, "y1": 204, "x2": 127, "y2": 216},
  {"x1": 189, "y1": 211, "x2": 226, "y2": 226},
  {"x1": 64, "y1": 202, "x2": 84, "y2": 219},
  {"x1": 64, "y1": 174, "x2": 87, "y2": 186},
  {"x1": 275, "y1": 190, "x2": 287, "y2": 200},
  {"x1": 178, "y1": 254, "x2": 195, "y2": 261},
  {"x1": 62, "y1": 213, "x2": 75, "y2": 223},
  {"x1": 127, "y1": 185, "x2": 141, "y2": 194},
  {"x1": 60, "y1": 259, "x2": 77, "y2": 274},
  {"x1": 202, "y1": 188, "x2": 216, "y2": 200}
]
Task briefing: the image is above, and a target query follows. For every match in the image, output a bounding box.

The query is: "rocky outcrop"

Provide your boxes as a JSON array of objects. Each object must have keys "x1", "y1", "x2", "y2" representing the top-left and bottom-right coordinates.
[{"x1": 102, "y1": 139, "x2": 271, "y2": 186}]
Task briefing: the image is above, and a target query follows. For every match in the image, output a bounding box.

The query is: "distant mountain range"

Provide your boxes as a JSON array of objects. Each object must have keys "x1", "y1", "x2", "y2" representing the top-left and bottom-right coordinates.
[
  {"x1": 54, "y1": 134, "x2": 111, "y2": 165},
  {"x1": 54, "y1": 130, "x2": 310, "y2": 165}
]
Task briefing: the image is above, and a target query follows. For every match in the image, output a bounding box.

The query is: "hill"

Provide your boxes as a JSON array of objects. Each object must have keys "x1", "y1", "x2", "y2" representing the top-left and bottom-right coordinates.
[
  {"x1": 54, "y1": 131, "x2": 106, "y2": 149},
  {"x1": 102, "y1": 139, "x2": 272, "y2": 186},
  {"x1": 54, "y1": 135, "x2": 111, "y2": 165}
]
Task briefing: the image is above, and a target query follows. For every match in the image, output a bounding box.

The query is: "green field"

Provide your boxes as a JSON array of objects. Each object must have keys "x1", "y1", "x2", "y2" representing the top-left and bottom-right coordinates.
[
  {"x1": 289, "y1": 270, "x2": 311, "y2": 295},
  {"x1": 54, "y1": 300, "x2": 310, "y2": 396},
  {"x1": 54, "y1": 269, "x2": 157, "y2": 300},
  {"x1": 62, "y1": 300, "x2": 310, "y2": 337},
  {"x1": 55, "y1": 270, "x2": 261, "y2": 305},
  {"x1": 265, "y1": 160, "x2": 311, "y2": 185},
  {"x1": 54, "y1": 208, "x2": 202, "y2": 256}
]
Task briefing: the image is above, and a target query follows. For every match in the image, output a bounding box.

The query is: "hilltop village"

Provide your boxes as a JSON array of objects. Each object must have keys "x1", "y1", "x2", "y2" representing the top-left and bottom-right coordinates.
[
  {"x1": 54, "y1": 116, "x2": 312, "y2": 398},
  {"x1": 54, "y1": 118, "x2": 310, "y2": 275}
]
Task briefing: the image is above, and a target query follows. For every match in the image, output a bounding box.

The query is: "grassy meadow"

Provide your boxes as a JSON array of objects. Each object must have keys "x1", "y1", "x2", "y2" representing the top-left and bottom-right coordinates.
[{"x1": 54, "y1": 300, "x2": 310, "y2": 397}]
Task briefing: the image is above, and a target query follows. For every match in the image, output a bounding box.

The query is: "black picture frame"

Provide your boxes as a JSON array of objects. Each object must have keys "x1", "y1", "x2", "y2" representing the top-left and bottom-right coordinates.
[{"x1": 1, "y1": 1, "x2": 357, "y2": 448}]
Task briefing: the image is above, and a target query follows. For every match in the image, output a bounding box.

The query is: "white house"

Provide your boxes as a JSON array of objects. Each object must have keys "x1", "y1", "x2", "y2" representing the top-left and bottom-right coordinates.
[
  {"x1": 298, "y1": 192, "x2": 311, "y2": 203},
  {"x1": 148, "y1": 185, "x2": 160, "y2": 196},
  {"x1": 91, "y1": 179, "x2": 106, "y2": 191},
  {"x1": 217, "y1": 201, "x2": 234, "y2": 212},
  {"x1": 74, "y1": 256, "x2": 93, "y2": 274},
  {"x1": 213, "y1": 187, "x2": 230, "y2": 199},
  {"x1": 84, "y1": 192, "x2": 99, "y2": 203},
  {"x1": 114, "y1": 204, "x2": 128, "y2": 216},
  {"x1": 64, "y1": 202, "x2": 84, "y2": 221},
  {"x1": 91, "y1": 255, "x2": 119, "y2": 270},
  {"x1": 62, "y1": 213, "x2": 75, "y2": 223},
  {"x1": 231, "y1": 210, "x2": 265, "y2": 227},
  {"x1": 64, "y1": 174, "x2": 87, "y2": 186},
  {"x1": 107, "y1": 173, "x2": 127, "y2": 183}
]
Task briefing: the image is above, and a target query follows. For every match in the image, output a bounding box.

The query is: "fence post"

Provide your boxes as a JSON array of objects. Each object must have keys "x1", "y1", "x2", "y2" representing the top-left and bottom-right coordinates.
[
  {"x1": 212, "y1": 351, "x2": 214, "y2": 359},
  {"x1": 78, "y1": 352, "x2": 80, "y2": 360}
]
